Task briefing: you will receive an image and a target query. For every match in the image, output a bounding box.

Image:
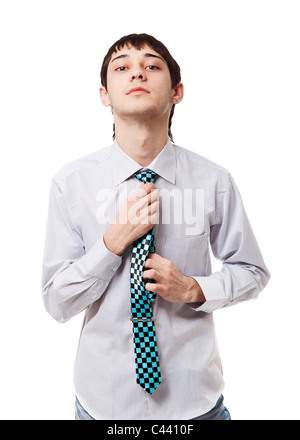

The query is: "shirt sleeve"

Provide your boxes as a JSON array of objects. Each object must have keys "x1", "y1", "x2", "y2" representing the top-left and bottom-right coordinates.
[
  {"x1": 42, "y1": 179, "x2": 123, "y2": 323},
  {"x1": 190, "y1": 173, "x2": 270, "y2": 313}
]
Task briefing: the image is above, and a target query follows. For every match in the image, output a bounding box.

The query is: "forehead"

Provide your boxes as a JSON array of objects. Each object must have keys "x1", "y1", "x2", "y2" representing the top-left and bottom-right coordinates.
[{"x1": 109, "y1": 43, "x2": 165, "y2": 64}]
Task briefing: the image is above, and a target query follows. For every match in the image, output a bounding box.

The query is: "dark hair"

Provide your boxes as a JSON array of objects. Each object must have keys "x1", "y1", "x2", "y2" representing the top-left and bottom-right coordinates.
[{"x1": 100, "y1": 33, "x2": 181, "y2": 142}]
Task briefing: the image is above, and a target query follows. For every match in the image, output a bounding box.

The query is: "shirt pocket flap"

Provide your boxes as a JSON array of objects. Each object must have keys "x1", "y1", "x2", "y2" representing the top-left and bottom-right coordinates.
[{"x1": 156, "y1": 233, "x2": 210, "y2": 276}]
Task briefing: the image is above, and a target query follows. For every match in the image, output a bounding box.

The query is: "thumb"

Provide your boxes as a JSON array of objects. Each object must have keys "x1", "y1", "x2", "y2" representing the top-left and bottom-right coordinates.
[{"x1": 140, "y1": 181, "x2": 156, "y2": 190}]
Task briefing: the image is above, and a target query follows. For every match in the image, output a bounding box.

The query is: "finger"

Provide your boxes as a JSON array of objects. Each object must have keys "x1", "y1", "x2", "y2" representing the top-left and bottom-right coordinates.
[
  {"x1": 130, "y1": 187, "x2": 148, "y2": 202},
  {"x1": 140, "y1": 181, "x2": 156, "y2": 190},
  {"x1": 145, "y1": 188, "x2": 159, "y2": 205},
  {"x1": 134, "y1": 190, "x2": 159, "y2": 213},
  {"x1": 136, "y1": 199, "x2": 160, "y2": 226},
  {"x1": 144, "y1": 256, "x2": 154, "y2": 268},
  {"x1": 145, "y1": 281, "x2": 160, "y2": 293},
  {"x1": 147, "y1": 199, "x2": 160, "y2": 215},
  {"x1": 143, "y1": 268, "x2": 161, "y2": 282},
  {"x1": 144, "y1": 255, "x2": 163, "y2": 271},
  {"x1": 135, "y1": 198, "x2": 158, "y2": 220},
  {"x1": 129, "y1": 183, "x2": 156, "y2": 202},
  {"x1": 150, "y1": 210, "x2": 159, "y2": 226},
  {"x1": 140, "y1": 182, "x2": 156, "y2": 195},
  {"x1": 145, "y1": 253, "x2": 164, "y2": 266}
]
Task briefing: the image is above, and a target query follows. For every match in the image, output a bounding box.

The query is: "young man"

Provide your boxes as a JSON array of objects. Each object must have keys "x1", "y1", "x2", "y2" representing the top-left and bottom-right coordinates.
[{"x1": 42, "y1": 33, "x2": 270, "y2": 420}]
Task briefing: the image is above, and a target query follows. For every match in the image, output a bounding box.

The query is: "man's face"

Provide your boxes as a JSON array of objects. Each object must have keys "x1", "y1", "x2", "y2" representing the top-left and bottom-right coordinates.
[{"x1": 100, "y1": 44, "x2": 178, "y2": 122}]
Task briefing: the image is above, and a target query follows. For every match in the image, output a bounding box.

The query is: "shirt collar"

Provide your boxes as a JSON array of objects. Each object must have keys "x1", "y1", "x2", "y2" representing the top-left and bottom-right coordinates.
[{"x1": 110, "y1": 137, "x2": 176, "y2": 186}]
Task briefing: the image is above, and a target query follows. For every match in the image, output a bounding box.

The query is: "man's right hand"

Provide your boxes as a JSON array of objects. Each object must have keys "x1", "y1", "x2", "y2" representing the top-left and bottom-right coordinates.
[{"x1": 103, "y1": 182, "x2": 160, "y2": 256}]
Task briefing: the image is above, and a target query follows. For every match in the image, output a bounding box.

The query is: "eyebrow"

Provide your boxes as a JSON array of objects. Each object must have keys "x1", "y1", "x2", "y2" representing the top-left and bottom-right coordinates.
[{"x1": 110, "y1": 53, "x2": 166, "y2": 64}]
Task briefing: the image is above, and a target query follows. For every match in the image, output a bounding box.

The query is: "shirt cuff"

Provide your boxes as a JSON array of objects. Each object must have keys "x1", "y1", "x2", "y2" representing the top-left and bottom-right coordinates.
[
  {"x1": 189, "y1": 275, "x2": 227, "y2": 313},
  {"x1": 81, "y1": 236, "x2": 123, "y2": 281}
]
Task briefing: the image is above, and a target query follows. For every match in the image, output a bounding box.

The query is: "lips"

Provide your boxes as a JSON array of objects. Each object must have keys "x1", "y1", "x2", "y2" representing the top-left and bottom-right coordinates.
[{"x1": 126, "y1": 87, "x2": 150, "y2": 95}]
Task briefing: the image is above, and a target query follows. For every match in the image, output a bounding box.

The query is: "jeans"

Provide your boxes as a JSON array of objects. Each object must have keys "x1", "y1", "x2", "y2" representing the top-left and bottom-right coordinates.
[
  {"x1": 191, "y1": 395, "x2": 231, "y2": 420},
  {"x1": 75, "y1": 395, "x2": 231, "y2": 421}
]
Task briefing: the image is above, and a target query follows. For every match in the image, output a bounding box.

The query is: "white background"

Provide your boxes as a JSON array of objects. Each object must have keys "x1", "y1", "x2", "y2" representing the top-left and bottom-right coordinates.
[{"x1": 0, "y1": 0, "x2": 299, "y2": 420}]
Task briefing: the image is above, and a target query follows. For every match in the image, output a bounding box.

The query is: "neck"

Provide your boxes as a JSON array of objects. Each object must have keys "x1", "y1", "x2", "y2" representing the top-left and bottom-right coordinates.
[{"x1": 114, "y1": 116, "x2": 169, "y2": 167}]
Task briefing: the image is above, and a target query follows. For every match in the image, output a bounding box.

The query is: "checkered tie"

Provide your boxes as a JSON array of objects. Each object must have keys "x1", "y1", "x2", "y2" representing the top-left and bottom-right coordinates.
[{"x1": 130, "y1": 168, "x2": 162, "y2": 394}]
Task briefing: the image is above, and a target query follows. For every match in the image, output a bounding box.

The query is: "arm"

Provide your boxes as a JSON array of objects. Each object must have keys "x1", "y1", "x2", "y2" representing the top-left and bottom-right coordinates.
[
  {"x1": 144, "y1": 173, "x2": 270, "y2": 312},
  {"x1": 42, "y1": 179, "x2": 123, "y2": 323},
  {"x1": 143, "y1": 253, "x2": 206, "y2": 304},
  {"x1": 42, "y1": 179, "x2": 159, "y2": 322},
  {"x1": 190, "y1": 173, "x2": 271, "y2": 313}
]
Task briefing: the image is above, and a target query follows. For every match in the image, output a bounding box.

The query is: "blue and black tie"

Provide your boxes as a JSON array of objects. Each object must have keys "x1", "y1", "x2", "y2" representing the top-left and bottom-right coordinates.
[{"x1": 130, "y1": 168, "x2": 162, "y2": 394}]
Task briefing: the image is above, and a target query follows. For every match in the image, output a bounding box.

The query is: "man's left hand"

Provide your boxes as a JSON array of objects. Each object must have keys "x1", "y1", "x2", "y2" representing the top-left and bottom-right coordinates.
[{"x1": 143, "y1": 253, "x2": 205, "y2": 304}]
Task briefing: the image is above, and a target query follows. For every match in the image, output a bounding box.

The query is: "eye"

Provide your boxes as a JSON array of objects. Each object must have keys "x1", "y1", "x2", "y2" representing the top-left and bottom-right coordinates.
[
  {"x1": 116, "y1": 66, "x2": 128, "y2": 72},
  {"x1": 146, "y1": 65, "x2": 159, "y2": 71}
]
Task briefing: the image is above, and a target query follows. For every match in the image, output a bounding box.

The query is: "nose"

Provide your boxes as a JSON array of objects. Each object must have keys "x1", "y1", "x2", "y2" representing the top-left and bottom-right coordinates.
[{"x1": 132, "y1": 74, "x2": 144, "y2": 80}]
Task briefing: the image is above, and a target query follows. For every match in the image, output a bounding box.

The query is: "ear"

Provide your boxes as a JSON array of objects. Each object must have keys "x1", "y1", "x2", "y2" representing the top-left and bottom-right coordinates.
[
  {"x1": 100, "y1": 86, "x2": 112, "y2": 107},
  {"x1": 171, "y1": 82, "x2": 184, "y2": 105}
]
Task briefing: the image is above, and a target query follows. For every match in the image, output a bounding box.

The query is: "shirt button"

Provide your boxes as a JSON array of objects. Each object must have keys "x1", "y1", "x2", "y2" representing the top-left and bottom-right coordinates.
[{"x1": 111, "y1": 267, "x2": 117, "y2": 272}]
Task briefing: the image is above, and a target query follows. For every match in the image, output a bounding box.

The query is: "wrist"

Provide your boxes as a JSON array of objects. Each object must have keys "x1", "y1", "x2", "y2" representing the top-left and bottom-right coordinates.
[
  {"x1": 104, "y1": 224, "x2": 131, "y2": 256},
  {"x1": 185, "y1": 277, "x2": 206, "y2": 304}
]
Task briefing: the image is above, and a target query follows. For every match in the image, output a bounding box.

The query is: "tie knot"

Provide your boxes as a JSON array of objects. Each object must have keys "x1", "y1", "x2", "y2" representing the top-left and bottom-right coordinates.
[{"x1": 134, "y1": 169, "x2": 158, "y2": 184}]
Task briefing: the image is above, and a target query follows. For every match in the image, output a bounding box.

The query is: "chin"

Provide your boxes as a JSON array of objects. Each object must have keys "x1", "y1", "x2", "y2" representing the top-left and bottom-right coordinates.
[{"x1": 121, "y1": 104, "x2": 158, "y2": 119}]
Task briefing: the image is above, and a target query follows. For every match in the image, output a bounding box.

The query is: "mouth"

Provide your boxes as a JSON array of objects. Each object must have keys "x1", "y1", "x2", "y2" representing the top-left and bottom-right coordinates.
[{"x1": 126, "y1": 87, "x2": 150, "y2": 95}]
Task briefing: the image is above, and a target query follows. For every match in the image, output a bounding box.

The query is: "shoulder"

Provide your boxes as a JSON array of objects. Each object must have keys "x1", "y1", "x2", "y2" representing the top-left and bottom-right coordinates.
[
  {"x1": 52, "y1": 144, "x2": 112, "y2": 190},
  {"x1": 172, "y1": 143, "x2": 232, "y2": 190}
]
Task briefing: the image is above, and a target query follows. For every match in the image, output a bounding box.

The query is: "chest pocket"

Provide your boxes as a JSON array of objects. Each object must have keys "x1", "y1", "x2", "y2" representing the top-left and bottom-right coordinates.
[{"x1": 155, "y1": 233, "x2": 210, "y2": 276}]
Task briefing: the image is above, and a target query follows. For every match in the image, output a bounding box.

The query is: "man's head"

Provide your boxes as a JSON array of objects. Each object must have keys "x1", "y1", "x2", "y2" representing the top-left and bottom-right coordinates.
[{"x1": 100, "y1": 33, "x2": 183, "y2": 142}]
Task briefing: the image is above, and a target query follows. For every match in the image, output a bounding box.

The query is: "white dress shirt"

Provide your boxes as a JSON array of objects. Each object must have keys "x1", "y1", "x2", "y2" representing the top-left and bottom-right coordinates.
[{"x1": 42, "y1": 137, "x2": 270, "y2": 420}]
